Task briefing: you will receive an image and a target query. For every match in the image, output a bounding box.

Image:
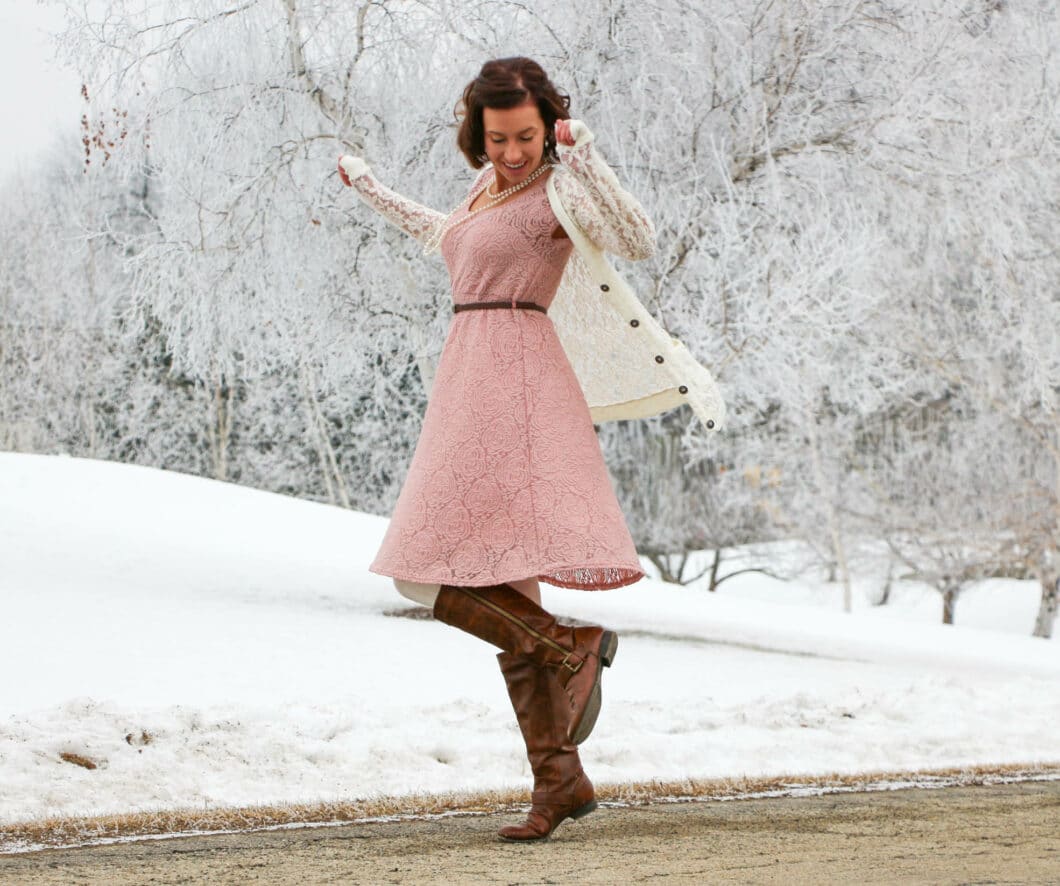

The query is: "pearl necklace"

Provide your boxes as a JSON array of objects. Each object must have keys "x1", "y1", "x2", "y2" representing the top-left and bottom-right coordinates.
[
  {"x1": 486, "y1": 164, "x2": 531, "y2": 197},
  {"x1": 424, "y1": 162, "x2": 552, "y2": 255}
]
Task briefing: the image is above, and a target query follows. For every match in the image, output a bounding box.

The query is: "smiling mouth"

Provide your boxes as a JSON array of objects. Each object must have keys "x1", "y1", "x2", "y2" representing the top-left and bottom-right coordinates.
[{"x1": 503, "y1": 161, "x2": 526, "y2": 170}]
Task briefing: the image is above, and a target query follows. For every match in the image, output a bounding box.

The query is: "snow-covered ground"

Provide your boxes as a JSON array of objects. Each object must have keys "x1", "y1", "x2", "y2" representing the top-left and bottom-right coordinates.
[{"x1": 1, "y1": 452, "x2": 1057, "y2": 827}]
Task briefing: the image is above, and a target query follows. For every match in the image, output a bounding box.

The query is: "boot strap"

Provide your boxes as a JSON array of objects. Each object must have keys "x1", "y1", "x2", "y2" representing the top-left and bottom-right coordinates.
[
  {"x1": 560, "y1": 650, "x2": 585, "y2": 673},
  {"x1": 456, "y1": 586, "x2": 589, "y2": 672},
  {"x1": 531, "y1": 788, "x2": 586, "y2": 806}
]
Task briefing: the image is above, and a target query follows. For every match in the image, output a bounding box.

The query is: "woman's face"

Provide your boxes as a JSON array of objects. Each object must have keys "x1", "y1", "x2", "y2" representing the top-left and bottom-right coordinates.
[{"x1": 482, "y1": 99, "x2": 547, "y2": 189}]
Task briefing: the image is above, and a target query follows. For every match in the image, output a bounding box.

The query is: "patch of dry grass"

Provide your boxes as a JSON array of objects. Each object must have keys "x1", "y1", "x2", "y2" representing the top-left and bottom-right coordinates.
[
  {"x1": 57, "y1": 753, "x2": 98, "y2": 770},
  {"x1": 3, "y1": 761, "x2": 1057, "y2": 855}
]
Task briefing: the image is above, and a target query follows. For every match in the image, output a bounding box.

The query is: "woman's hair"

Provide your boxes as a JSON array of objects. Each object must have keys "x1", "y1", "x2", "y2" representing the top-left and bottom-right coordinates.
[{"x1": 455, "y1": 57, "x2": 571, "y2": 169}]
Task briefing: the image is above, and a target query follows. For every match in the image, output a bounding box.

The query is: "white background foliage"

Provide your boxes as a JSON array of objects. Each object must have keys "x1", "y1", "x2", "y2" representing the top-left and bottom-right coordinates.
[{"x1": 1, "y1": 0, "x2": 1057, "y2": 633}]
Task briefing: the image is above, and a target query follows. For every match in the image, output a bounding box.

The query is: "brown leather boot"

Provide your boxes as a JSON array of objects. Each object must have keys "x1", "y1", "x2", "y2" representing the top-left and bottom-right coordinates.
[
  {"x1": 495, "y1": 651, "x2": 598, "y2": 841},
  {"x1": 433, "y1": 583, "x2": 618, "y2": 744}
]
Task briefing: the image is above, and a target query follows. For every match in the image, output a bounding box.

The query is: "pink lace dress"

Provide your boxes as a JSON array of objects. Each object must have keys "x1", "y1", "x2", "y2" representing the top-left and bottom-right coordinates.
[{"x1": 354, "y1": 160, "x2": 646, "y2": 590}]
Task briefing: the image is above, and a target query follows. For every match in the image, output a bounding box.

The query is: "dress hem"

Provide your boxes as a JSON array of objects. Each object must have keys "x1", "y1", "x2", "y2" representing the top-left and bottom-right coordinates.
[
  {"x1": 541, "y1": 567, "x2": 644, "y2": 590},
  {"x1": 368, "y1": 561, "x2": 645, "y2": 592}
]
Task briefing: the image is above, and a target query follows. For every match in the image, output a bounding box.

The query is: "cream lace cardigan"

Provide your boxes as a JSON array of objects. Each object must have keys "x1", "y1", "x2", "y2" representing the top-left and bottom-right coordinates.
[{"x1": 340, "y1": 123, "x2": 725, "y2": 432}]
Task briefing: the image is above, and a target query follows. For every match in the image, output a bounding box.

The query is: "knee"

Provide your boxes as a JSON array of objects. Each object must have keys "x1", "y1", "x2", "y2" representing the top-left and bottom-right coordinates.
[{"x1": 393, "y1": 578, "x2": 441, "y2": 608}]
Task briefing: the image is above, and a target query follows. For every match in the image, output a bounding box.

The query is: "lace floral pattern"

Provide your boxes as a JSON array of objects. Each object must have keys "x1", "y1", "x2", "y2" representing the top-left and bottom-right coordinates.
[
  {"x1": 554, "y1": 139, "x2": 656, "y2": 260},
  {"x1": 347, "y1": 135, "x2": 656, "y2": 261},
  {"x1": 365, "y1": 168, "x2": 645, "y2": 590},
  {"x1": 347, "y1": 170, "x2": 445, "y2": 245},
  {"x1": 346, "y1": 140, "x2": 717, "y2": 433}
]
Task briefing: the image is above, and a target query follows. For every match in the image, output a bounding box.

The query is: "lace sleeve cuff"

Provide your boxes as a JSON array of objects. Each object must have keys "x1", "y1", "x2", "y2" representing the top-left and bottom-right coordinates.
[{"x1": 556, "y1": 138, "x2": 656, "y2": 261}]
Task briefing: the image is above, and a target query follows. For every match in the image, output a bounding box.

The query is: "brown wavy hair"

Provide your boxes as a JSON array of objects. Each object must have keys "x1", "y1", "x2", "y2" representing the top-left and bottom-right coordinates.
[{"x1": 455, "y1": 57, "x2": 571, "y2": 169}]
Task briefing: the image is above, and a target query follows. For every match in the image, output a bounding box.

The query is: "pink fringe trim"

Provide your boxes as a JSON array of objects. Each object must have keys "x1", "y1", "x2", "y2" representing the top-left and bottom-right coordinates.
[{"x1": 540, "y1": 566, "x2": 645, "y2": 591}]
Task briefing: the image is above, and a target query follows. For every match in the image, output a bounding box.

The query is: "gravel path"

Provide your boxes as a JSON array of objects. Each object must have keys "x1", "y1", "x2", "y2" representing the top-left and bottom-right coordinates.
[{"x1": 2, "y1": 780, "x2": 1058, "y2": 884}]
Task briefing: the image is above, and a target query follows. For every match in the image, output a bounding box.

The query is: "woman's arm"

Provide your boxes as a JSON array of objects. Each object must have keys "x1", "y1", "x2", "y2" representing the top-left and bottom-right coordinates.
[
  {"x1": 554, "y1": 121, "x2": 656, "y2": 261},
  {"x1": 339, "y1": 155, "x2": 445, "y2": 247}
]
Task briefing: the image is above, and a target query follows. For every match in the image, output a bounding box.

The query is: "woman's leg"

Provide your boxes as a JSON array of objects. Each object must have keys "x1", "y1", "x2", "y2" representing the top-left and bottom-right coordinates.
[
  {"x1": 395, "y1": 577, "x2": 540, "y2": 607},
  {"x1": 505, "y1": 577, "x2": 542, "y2": 605},
  {"x1": 432, "y1": 580, "x2": 617, "y2": 745},
  {"x1": 493, "y1": 576, "x2": 596, "y2": 839},
  {"x1": 495, "y1": 649, "x2": 596, "y2": 840}
]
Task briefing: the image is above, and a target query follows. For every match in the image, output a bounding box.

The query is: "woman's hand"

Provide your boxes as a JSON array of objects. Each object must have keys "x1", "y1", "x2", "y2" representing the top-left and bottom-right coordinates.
[
  {"x1": 337, "y1": 154, "x2": 369, "y2": 186},
  {"x1": 554, "y1": 119, "x2": 594, "y2": 148}
]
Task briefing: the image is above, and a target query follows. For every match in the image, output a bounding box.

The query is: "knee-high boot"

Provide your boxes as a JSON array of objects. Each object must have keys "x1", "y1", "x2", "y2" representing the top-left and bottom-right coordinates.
[
  {"x1": 495, "y1": 651, "x2": 597, "y2": 841},
  {"x1": 432, "y1": 583, "x2": 618, "y2": 744}
]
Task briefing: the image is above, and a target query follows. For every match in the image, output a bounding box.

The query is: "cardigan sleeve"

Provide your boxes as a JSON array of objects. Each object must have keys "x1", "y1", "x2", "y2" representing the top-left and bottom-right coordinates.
[
  {"x1": 555, "y1": 135, "x2": 656, "y2": 261},
  {"x1": 343, "y1": 162, "x2": 446, "y2": 247}
]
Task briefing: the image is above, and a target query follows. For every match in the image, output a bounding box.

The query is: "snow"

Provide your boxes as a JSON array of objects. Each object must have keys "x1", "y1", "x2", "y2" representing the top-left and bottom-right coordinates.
[{"x1": 1, "y1": 452, "x2": 1058, "y2": 828}]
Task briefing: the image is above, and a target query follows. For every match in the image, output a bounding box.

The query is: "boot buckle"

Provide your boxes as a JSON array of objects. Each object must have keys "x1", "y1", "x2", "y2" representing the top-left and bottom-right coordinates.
[{"x1": 561, "y1": 652, "x2": 583, "y2": 673}]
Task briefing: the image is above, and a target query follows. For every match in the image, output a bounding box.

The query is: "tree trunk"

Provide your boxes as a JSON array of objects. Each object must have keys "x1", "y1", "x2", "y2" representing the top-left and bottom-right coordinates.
[
  {"x1": 300, "y1": 364, "x2": 351, "y2": 510},
  {"x1": 656, "y1": 553, "x2": 678, "y2": 584},
  {"x1": 1032, "y1": 570, "x2": 1058, "y2": 639},
  {"x1": 875, "y1": 559, "x2": 893, "y2": 607},
  {"x1": 708, "y1": 548, "x2": 722, "y2": 591},
  {"x1": 675, "y1": 550, "x2": 689, "y2": 585},
  {"x1": 207, "y1": 375, "x2": 232, "y2": 481},
  {"x1": 1034, "y1": 458, "x2": 1059, "y2": 638},
  {"x1": 834, "y1": 518, "x2": 852, "y2": 613},
  {"x1": 808, "y1": 419, "x2": 851, "y2": 611},
  {"x1": 941, "y1": 581, "x2": 959, "y2": 625}
]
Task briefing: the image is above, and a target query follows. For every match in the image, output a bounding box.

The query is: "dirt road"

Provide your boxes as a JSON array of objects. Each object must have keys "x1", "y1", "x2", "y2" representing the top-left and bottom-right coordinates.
[{"x1": 2, "y1": 780, "x2": 1057, "y2": 884}]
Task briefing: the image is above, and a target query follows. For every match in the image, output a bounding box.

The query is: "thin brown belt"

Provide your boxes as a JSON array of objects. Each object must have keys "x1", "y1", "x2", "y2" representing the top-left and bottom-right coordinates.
[{"x1": 453, "y1": 300, "x2": 547, "y2": 314}]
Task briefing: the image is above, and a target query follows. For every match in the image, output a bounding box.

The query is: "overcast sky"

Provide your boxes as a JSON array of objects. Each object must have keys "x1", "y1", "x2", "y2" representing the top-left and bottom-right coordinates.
[{"x1": 0, "y1": 2, "x2": 83, "y2": 183}]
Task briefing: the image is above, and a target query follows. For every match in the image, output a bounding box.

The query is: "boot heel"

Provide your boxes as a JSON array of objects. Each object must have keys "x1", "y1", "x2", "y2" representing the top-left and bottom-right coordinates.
[
  {"x1": 599, "y1": 631, "x2": 619, "y2": 667},
  {"x1": 569, "y1": 799, "x2": 598, "y2": 819}
]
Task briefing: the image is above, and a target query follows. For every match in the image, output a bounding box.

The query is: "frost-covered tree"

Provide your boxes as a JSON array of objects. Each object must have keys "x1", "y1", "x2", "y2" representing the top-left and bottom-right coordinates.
[
  {"x1": 863, "y1": 4, "x2": 1059, "y2": 636},
  {"x1": 605, "y1": 414, "x2": 776, "y2": 586},
  {"x1": 2, "y1": 0, "x2": 1051, "y2": 637},
  {"x1": 852, "y1": 395, "x2": 1040, "y2": 624}
]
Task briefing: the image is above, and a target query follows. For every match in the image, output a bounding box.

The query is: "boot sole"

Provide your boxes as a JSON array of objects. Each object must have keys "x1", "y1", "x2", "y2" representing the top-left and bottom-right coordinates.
[
  {"x1": 600, "y1": 630, "x2": 619, "y2": 668},
  {"x1": 497, "y1": 799, "x2": 599, "y2": 842},
  {"x1": 569, "y1": 631, "x2": 618, "y2": 745}
]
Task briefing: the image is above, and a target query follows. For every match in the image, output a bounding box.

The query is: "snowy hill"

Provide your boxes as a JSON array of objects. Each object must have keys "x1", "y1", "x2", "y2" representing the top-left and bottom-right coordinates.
[{"x1": 1, "y1": 452, "x2": 1057, "y2": 827}]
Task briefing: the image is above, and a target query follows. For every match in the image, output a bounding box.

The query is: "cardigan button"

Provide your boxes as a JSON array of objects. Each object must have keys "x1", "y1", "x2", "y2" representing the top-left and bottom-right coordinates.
[
  {"x1": 706, "y1": 420, "x2": 715, "y2": 429},
  {"x1": 600, "y1": 284, "x2": 610, "y2": 291},
  {"x1": 655, "y1": 355, "x2": 664, "y2": 364},
  {"x1": 630, "y1": 319, "x2": 639, "y2": 327},
  {"x1": 679, "y1": 385, "x2": 688, "y2": 394}
]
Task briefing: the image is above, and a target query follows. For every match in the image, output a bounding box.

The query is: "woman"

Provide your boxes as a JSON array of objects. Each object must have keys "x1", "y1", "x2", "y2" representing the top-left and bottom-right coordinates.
[{"x1": 338, "y1": 57, "x2": 722, "y2": 841}]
